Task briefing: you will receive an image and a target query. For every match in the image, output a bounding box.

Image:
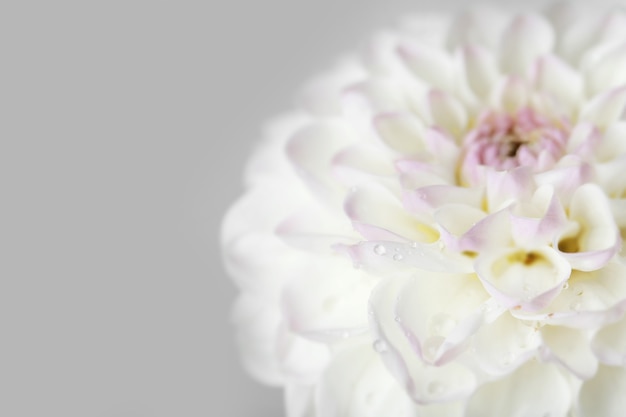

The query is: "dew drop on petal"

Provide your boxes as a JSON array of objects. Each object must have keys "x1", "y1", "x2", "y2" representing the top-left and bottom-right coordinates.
[
  {"x1": 570, "y1": 299, "x2": 582, "y2": 311},
  {"x1": 427, "y1": 381, "x2": 446, "y2": 396},
  {"x1": 373, "y1": 339, "x2": 388, "y2": 353},
  {"x1": 562, "y1": 281, "x2": 569, "y2": 290},
  {"x1": 373, "y1": 244, "x2": 387, "y2": 256},
  {"x1": 393, "y1": 253, "x2": 404, "y2": 261},
  {"x1": 422, "y1": 336, "x2": 445, "y2": 362},
  {"x1": 429, "y1": 313, "x2": 457, "y2": 336}
]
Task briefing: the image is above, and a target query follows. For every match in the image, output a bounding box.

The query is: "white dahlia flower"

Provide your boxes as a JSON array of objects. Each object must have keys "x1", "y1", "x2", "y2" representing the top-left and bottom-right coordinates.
[{"x1": 222, "y1": 3, "x2": 626, "y2": 416}]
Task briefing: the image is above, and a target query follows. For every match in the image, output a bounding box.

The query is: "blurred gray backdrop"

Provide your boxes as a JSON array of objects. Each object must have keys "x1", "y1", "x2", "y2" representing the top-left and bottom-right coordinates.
[{"x1": 0, "y1": 0, "x2": 578, "y2": 416}]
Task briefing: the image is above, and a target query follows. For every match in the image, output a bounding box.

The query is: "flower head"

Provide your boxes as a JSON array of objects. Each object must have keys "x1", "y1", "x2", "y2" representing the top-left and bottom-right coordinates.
[{"x1": 223, "y1": 3, "x2": 626, "y2": 416}]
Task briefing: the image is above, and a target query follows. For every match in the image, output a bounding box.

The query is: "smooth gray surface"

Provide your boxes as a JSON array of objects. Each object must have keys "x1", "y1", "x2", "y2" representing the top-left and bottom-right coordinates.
[{"x1": 0, "y1": 0, "x2": 569, "y2": 416}]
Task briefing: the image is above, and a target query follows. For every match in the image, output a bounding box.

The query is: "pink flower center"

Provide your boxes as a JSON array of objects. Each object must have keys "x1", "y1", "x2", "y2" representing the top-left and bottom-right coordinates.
[{"x1": 459, "y1": 108, "x2": 570, "y2": 185}]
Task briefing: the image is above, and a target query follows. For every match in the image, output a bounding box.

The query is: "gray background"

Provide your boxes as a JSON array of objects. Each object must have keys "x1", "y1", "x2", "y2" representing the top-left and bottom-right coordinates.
[{"x1": 0, "y1": 0, "x2": 576, "y2": 416}]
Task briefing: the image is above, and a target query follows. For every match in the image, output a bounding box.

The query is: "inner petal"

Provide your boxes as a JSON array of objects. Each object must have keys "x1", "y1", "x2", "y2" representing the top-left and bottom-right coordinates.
[{"x1": 459, "y1": 108, "x2": 570, "y2": 186}]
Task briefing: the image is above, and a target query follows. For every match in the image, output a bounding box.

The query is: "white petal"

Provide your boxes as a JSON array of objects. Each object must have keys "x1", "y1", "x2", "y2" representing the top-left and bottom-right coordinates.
[
  {"x1": 493, "y1": 76, "x2": 530, "y2": 113},
  {"x1": 533, "y1": 54, "x2": 583, "y2": 113},
  {"x1": 579, "y1": 86, "x2": 626, "y2": 129},
  {"x1": 540, "y1": 326, "x2": 598, "y2": 380},
  {"x1": 402, "y1": 185, "x2": 484, "y2": 215},
  {"x1": 331, "y1": 143, "x2": 396, "y2": 187},
  {"x1": 436, "y1": 207, "x2": 511, "y2": 254},
  {"x1": 315, "y1": 343, "x2": 416, "y2": 417},
  {"x1": 459, "y1": 44, "x2": 500, "y2": 99},
  {"x1": 394, "y1": 272, "x2": 490, "y2": 365},
  {"x1": 499, "y1": 13, "x2": 555, "y2": 76},
  {"x1": 286, "y1": 121, "x2": 357, "y2": 201},
  {"x1": 465, "y1": 361, "x2": 571, "y2": 417},
  {"x1": 428, "y1": 90, "x2": 468, "y2": 139},
  {"x1": 579, "y1": 365, "x2": 626, "y2": 417},
  {"x1": 592, "y1": 314, "x2": 626, "y2": 366},
  {"x1": 446, "y1": 7, "x2": 507, "y2": 51},
  {"x1": 398, "y1": 42, "x2": 454, "y2": 91},
  {"x1": 339, "y1": 240, "x2": 474, "y2": 275},
  {"x1": 285, "y1": 384, "x2": 315, "y2": 417},
  {"x1": 472, "y1": 312, "x2": 541, "y2": 376},
  {"x1": 475, "y1": 246, "x2": 571, "y2": 312},
  {"x1": 594, "y1": 122, "x2": 626, "y2": 162},
  {"x1": 369, "y1": 277, "x2": 477, "y2": 404},
  {"x1": 281, "y1": 257, "x2": 376, "y2": 342},
  {"x1": 583, "y1": 42, "x2": 626, "y2": 96},
  {"x1": 374, "y1": 112, "x2": 427, "y2": 154},
  {"x1": 555, "y1": 183, "x2": 621, "y2": 271},
  {"x1": 344, "y1": 184, "x2": 439, "y2": 242},
  {"x1": 516, "y1": 263, "x2": 626, "y2": 328}
]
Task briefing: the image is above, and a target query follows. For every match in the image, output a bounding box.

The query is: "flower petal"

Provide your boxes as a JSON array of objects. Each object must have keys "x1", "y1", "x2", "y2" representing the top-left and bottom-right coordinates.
[
  {"x1": 533, "y1": 54, "x2": 583, "y2": 113},
  {"x1": 316, "y1": 343, "x2": 417, "y2": 417},
  {"x1": 579, "y1": 86, "x2": 626, "y2": 129},
  {"x1": 465, "y1": 361, "x2": 571, "y2": 417},
  {"x1": 499, "y1": 13, "x2": 555, "y2": 76},
  {"x1": 578, "y1": 365, "x2": 626, "y2": 417},
  {"x1": 591, "y1": 313, "x2": 626, "y2": 366},
  {"x1": 344, "y1": 184, "x2": 439, "y2": 242},
  {"x1": 475, "y1": 246, "x2": 571, "y2": 312},
  {"x1": 428, "y1": 90, "x2": 468, "y2": 139},
  {"x1": 398, "y1": 42, "x2": 454, "y2": 91},
  {"x1": 374, "y1": 112, "x2": 428, "y2": 155},
  {"x1": 540, "y1": 326, "x2": 598, "y2": 379},
  {"x1": 459, "y1": 44, "x2": 500, "y2": 99}
]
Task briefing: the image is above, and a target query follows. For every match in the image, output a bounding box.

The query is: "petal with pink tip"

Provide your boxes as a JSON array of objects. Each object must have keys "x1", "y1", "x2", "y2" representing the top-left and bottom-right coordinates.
[
  {"x1": 555, "y1": 183, "x2": 621, "y2": 271},
  {"x1": 475, "y1": 246, "x2": 571, "y2": 312},
  {"x1": 369, "y1": 277, "x2": 478, "y2": 405},
  {"x1": 394, "y1": 272, "x2": 490, "y2": 366},
  {"x1": 498, "y1": 13, "x2": 555, "y2": 76},
  {"x1": 344, "y1": 184, "x2": 439, "y2": 243}
]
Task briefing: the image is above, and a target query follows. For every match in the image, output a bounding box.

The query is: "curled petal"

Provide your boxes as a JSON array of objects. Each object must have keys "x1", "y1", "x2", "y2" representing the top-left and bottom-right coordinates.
[
  {"x1": 436, "y1": 207, "x2": 511, "y2": 254},
  {"x1": 403, "y1": 184, "x2": 484, "y2": 214},
  {"x1": 592, "y1": 314, "x2": 626, "y2": 366},
  {"x1": 394, "y1": 272, "x2": 491, "y2": 365},
  {"x1": 345, "y1": 184, "x2": 439, "y2": 242},
  {"x1": 369, "y1": 277, "x2": 478, "y2": 405},
  {"x1": 510, "y1": 185, "x2": 568, "y2": 247},
  {"x1": 555, "y1": 183, "x2": 621, "y2": 271},
  {"x1": 475, "y1": 246, "x2": 571, "y2": 312}
]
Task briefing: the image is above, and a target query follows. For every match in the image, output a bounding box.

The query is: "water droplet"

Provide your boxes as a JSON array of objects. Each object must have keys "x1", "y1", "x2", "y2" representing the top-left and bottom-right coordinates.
[
  {"x1": 523, "y1": 283, "x2": 531, "y2": 292},
  {"x1": 427, "y1": 381, "x2": 445, "y2": 396},
  {"x1": 437, "y1": 241, "x2": 445, "y2": 250},
  {"x1": 562, "y1": 282, "x2": 569, "y2": 290},
  {"x1": 373, "y1": 339, "x2": 388, "y2": 353},
  {"x1": 393, "y1": 253, "x2": 404, "y2": 261},
  {"x1": 422, "y1": 336, "x2": 445, "y2": 362},
  {"x1": 429, "y1": 313, "x2": 457, "y2": 336},
  {"x1": 570, "y1": 299, "x2": 582, "y2": 311},
  {"x1": 373, "y1": 244, "x2": 387, "y2": 256},
  {"x1": 394, "y1": 315, "x2": 402, "y2": 323}
]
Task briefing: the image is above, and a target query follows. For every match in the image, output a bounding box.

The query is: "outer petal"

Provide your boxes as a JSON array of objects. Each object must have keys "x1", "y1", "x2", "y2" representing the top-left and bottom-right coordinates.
[
  {"x1": 464, "y1": 361, "x2": 571, "y2": 417},
  {"x1": 579, "y1": 86, "x2": 626, "y2": 130},
  {"x1": 498, "y1": 13, "x2": 555, "y2": 76},
  {"x1": 539, "y1": 326, "x2": 598, "y2": 380},
  {"x1": 578, "y1": 365, "x2": 626, "y2": 417},
  {"x1": 533, "y1": 54, "x2": 583, "y2": 113},
  {"x1": 591, "y1": 313, "x2": 626, "y2": 366},
  {"x1": 315, "y1": 343, "x2": 417, "y2": 417},
  {"x1": 374, "y1": 112, "x2": 428, "y2": 155},
  {"x1": 281, "y1": 257, "x2": 377, "y2": 342},
  {"x1": 398, "y1": 42, "x2": 454, "y2": 91},
  {"x1": 459, "y1": 44, "x2": 500, "y2": 99}
]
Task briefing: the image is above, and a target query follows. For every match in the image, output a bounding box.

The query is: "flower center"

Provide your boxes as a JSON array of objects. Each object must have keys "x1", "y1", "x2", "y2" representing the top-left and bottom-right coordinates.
[{"x1": 459, "y1": 108, "x2": 569, "y2": 185}]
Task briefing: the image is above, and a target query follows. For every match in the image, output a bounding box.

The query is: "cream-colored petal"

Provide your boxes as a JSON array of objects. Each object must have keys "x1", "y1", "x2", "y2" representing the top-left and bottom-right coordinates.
[
  {"x1": 578, "y1": 365, "x2": 626, "y2": 417},
  {"x1": 499, "y1": 13, "x2": 555, "y2": 76},
  {"x1": 540, "y1": 326, "x2": 598, "y2": 379}
]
